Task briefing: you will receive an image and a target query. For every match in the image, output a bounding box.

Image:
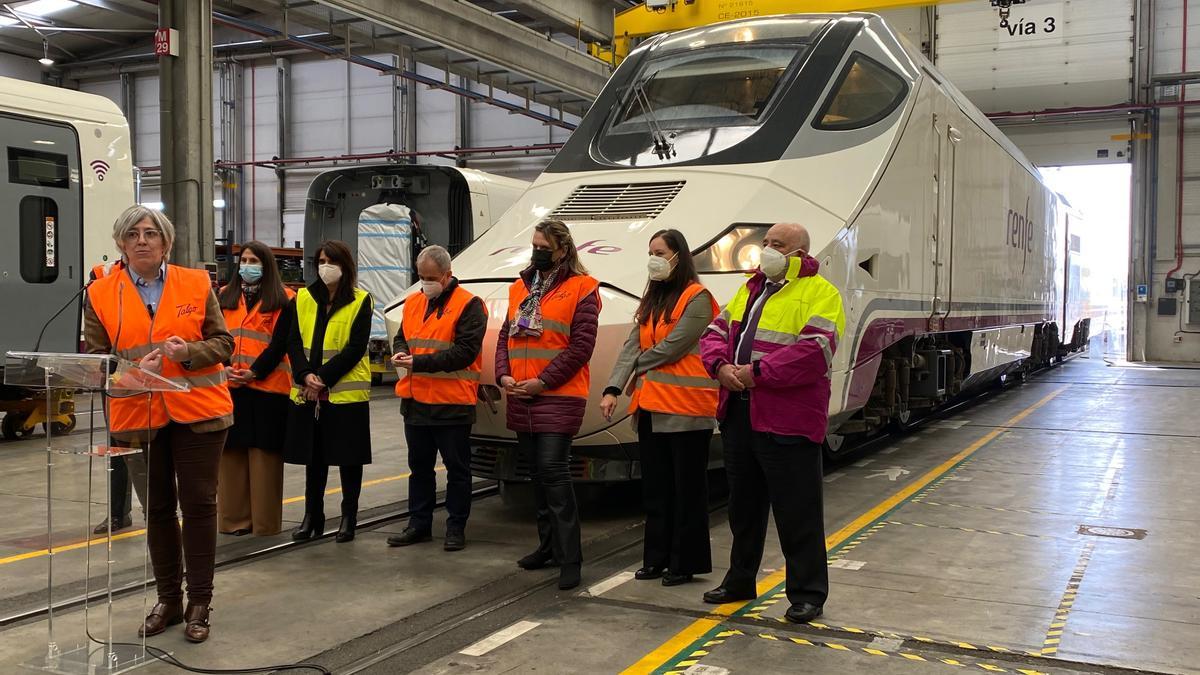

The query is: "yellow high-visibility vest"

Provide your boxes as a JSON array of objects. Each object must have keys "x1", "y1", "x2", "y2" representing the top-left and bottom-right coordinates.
[{"x1": 291, "y1": 287, "x2": 372, "y2": 404}]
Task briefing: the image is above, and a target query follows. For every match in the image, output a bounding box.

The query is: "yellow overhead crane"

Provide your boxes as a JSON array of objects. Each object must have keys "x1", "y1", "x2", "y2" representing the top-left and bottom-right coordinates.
[{"x1": 589, "y1": 0, "x2": 1020, "y2": 65}]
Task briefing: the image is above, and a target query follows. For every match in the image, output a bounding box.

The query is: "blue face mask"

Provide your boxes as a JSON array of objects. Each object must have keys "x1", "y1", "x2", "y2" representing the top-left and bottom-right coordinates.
[{"x1": 239, "y1": 264, "x2": 263, "y2": 283}]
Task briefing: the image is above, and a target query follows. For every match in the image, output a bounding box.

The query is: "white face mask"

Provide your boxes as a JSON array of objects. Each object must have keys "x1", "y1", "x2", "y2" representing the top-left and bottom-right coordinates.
[
  {"x1": 759, "y1": 247, "x2": 803, "y2": 279},
  {"x1": 318, "y1": 263, "x2": 342, "y2": 285},
  {"x1": 420, "y1": 279, "x2": 443, "y2": 299},
  {"x1": 647, "y1": 253, "x2": 676, "y2": 282}
]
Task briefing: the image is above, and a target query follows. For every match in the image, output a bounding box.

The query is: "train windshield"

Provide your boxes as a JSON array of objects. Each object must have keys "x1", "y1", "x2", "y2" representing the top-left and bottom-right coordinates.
[{"x1": 596, "y1": 18, "x2": 828, "y2": 167}]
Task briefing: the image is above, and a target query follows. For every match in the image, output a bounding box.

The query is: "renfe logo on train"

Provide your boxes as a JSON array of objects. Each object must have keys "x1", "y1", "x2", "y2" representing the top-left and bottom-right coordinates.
[{"x1": 1008, "y1": 198, "x2": 1036, "y2": 272}]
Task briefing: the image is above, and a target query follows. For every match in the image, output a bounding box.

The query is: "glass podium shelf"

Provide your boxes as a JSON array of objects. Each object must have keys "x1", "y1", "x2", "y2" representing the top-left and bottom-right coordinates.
[{"x1": 46, "y1": 444, "x2": 144, "y2": 458}]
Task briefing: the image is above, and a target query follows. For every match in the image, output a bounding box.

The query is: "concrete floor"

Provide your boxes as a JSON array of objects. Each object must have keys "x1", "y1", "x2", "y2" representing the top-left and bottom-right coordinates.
[
  {"x1": 0, "y1": 389, "x2": 447, "y2": 617},
  {"x1": 0, "y1": 356, "x2": 1198, "y2": 675}
]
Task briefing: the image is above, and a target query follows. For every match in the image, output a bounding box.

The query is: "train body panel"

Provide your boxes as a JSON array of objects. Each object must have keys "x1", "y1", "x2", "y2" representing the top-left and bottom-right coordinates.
[{"x1": 0, "y1": 76, "x2": 135, "y2": 358}]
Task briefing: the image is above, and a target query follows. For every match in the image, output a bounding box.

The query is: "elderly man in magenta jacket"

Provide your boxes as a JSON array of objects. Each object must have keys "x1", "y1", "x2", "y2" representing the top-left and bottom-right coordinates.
[{"x1": 699, "y1": 222, "x2": 846, "y2": 624}]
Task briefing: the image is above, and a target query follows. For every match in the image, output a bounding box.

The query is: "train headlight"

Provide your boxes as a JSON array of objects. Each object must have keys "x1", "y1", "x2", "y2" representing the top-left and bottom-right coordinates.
[
  {"x1": 736, "y1": 243, "x2": 762, "y2": 269},
  {"x1": 694, "y1": 223, "x2": 770, "y2": 273}
]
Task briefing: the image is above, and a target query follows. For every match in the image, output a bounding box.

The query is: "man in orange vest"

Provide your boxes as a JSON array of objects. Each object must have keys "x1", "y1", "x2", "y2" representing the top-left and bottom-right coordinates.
[{"x1": 388, "y1": 245, "x2": 487, "y2": 552}]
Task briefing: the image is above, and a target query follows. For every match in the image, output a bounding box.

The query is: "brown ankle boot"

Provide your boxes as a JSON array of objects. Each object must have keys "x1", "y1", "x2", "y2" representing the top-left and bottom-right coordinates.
[
  {"x1": 183, "y1": 603, "x2": 211, "y2": 643},
  {"x1": 138, "y1": 601, "x2": 183, "y2": 637}
]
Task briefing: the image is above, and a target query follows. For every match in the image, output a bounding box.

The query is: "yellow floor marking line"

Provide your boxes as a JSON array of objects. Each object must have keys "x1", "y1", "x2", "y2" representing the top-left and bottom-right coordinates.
[
  {"x1": 911, "y1": 499, "x2": 1050, "y2": 516},
  {"x1": 824, "y1": 521, "x2": 890, "y2": 565},
  {"x1": 621, "y1": 385, "x2": 1068, "y2": 675},
  {"x1": 881, "y1": 520, "x2": 1052, "y2": 540},
  {"x1": 1040, "y1": 541, "x2": 1095, "y2": 656},
  {"x1": 737, "y1": 630, "x2": 1052, "y2": 674},
  {"x1": 0, "y1": 466, "x2": 447, "y2": 566},
  {"x1": 741, "y1": 615, "x2": 1043, "y2": 658}
]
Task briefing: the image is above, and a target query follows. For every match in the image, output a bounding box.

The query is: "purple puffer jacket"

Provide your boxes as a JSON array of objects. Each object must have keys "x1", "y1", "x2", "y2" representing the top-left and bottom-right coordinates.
[
  {"x1": 700, "y1": 255, "x2": 842, "y2": 444},
  {"x1": 495, "y1": 267, "x2": 600, "y2": 435}
]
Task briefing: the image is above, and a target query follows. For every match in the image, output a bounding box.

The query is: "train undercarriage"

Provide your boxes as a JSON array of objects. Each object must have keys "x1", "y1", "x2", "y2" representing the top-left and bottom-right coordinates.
[{"x1": 827, "y1": 319, "x2": 1091, "y2": 454}]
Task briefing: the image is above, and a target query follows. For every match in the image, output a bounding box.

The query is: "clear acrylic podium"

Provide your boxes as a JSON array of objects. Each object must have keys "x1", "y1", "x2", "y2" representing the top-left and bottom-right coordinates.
[{"x1": 3, "y1": 351, "x2": 188, "y2": 674}]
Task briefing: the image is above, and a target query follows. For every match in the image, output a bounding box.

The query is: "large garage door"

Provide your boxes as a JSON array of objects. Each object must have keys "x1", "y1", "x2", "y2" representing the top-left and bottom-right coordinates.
[
  {"x1": 1002, "y1": 119, "x2": 1133, "y2": 166},
  {"x1": 935, "y1": 0, "x2": 1134, "y2": 112},
  {"x1": 934, "y1": 0, "x2": 1134, "y2": 168}
]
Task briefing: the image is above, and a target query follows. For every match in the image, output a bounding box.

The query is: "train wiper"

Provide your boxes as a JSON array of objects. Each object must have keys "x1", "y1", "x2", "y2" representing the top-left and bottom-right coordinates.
[{"x1": 630, "y1": 75, "x2": 675, "y2": 161}]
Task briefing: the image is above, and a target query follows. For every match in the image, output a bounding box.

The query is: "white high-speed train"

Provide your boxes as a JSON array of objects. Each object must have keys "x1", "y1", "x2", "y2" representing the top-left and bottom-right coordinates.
[{"x1": 383, "y1": 13, "x2": 1092, "y2": 483}]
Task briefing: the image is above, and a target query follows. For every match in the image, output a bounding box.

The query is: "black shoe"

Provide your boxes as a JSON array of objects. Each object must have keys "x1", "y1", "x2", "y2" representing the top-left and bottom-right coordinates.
[
  {"x1": 517, "y1": 550, "x2": 557, "y2": 570},
  {"x1": 703, "y1": 585, "x2": 757, "y2": 605},
  {"x1": 93, "y1": 515, "x2": 133, "y2": 535},
  {"x1": 221, "y1": 528, "x2": 251, "y2": 537},
  {"x1": 444, "y1": 530, "x2": 466, "y2": 552},
  {"x1": 335, "y1": 515, "x2": 356, "y2": 543},
  {"x1": 634, "y1": 566, "x2": 665, "y2": 580},
  {"x1": 662, "y1": 571, "x2": 694, "y2": 587},
  {"x1": 387, "y1": 527, "x2": 432, "y2": 547},
  {"x1": 558, "y1": 563, "x2": 581, "y2": 590},
  {"x1": 784, "y1": 602, "x2": 823, "y2": 624},
  {"x1": 291, "y1": 513, "x2": 324, "y2": 542}
]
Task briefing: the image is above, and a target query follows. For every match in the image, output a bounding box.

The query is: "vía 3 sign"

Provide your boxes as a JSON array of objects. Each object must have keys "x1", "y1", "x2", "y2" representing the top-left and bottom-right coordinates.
[{"x1": 997, "y1": 0, "x2": 1064, "y2": 47}]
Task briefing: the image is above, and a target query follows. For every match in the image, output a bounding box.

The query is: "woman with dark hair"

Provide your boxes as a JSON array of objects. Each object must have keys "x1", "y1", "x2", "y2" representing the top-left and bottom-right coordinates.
[
  {"x1": 601, "y1": 229, "x2": 718, "y2": 586},
  {"x1": 495, "y1": 219, "x2": 599, "y2": 590},
  {"x1": 284, "y1": 240, "x2": 374, "y2": 543},
  {"x1": 217, "y1": 241, "x2": 295, "y2": 537}
]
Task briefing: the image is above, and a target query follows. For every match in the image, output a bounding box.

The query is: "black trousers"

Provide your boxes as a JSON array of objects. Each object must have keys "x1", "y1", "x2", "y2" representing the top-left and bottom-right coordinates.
[
  {"x1": 108, "y1": 456, "x2": 131, "y2": 518},
  {"x1": 304, "y1": 463, "x2": 364, "y2": 517},
  {"x1": 638, "y1": 415, "x2": 713, "y2": 575},
  {"x1": 517, "y1": 432, "x2": 581, "y2": 566},
  {"x1": 404, "y1": 423, "x2": 472, "y2": 533},
  {"x1": 721, "y1": 396, "x2": 828, "y2": 606}
]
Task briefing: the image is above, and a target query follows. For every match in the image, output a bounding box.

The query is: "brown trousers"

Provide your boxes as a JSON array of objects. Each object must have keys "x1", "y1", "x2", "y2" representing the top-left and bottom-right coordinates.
[
  {"x1": 145, "y1": 423, "x2": 226, "y2": 606},
  {"x1": 217, "y1": 446, "x2": 284, "y2": 536}
]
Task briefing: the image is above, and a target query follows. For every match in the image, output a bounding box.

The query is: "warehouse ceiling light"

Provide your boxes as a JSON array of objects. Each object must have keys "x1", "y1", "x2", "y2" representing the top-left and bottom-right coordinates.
[
  {"x1": 2, "y1": 0, "x2": 77, "y2": 27},
  {"x1": 38, "y1": 40, "x2": 53, "y2": 66},
  {"x1": 19, "y1": 0, "x2": 77, "y2": 16}
]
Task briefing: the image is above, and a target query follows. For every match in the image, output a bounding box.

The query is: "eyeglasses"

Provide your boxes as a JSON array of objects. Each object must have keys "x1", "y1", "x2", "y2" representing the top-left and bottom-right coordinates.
[{"x1": 123, "y1": 229, "x2": 163, "y2": 243}]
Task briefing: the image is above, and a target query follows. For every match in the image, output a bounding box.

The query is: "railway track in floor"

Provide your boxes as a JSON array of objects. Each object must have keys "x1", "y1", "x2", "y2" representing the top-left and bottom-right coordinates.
[
  {"x1": 0, "y1": 357, "x2": 1075, "y2": 632},
  {"x1": 0, "y1": 483, "x2": 500, "y2": 629}
]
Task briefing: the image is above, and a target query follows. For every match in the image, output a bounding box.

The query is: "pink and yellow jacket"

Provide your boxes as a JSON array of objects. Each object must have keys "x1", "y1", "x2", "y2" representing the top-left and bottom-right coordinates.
[{"x1": 700, "y1": 255, "x2": 846, "y2": 444}]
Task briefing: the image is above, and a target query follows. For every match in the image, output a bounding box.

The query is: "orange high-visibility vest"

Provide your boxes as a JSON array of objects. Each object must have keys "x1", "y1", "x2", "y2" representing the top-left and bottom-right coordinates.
[
  {"x1": 395, "y1": 285, "x2": 486, "y2": 405},
  {"x1": 629, "y1": 283, "x2": 719, "y2": 418},
  {"x1": 222, "y1": 286, "x2": 296, "y2": 396},
  {"x1": 505, "y1": 273, "x2": 600, "y2": 399},
  {"x1": 88, "y1": 265, "x2": 233, "y2": 432}
]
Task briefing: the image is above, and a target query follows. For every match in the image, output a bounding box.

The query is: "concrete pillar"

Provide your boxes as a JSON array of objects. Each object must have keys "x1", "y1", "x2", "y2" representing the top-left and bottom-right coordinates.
[{"x1": 159, "y1": 0, "x2": 214, "y2": 268}]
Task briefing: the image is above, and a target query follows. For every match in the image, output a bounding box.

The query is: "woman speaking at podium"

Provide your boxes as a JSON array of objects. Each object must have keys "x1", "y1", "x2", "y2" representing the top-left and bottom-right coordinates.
[{"x1": 83, "y1": 205, "x2": 234, "y2": 644}]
